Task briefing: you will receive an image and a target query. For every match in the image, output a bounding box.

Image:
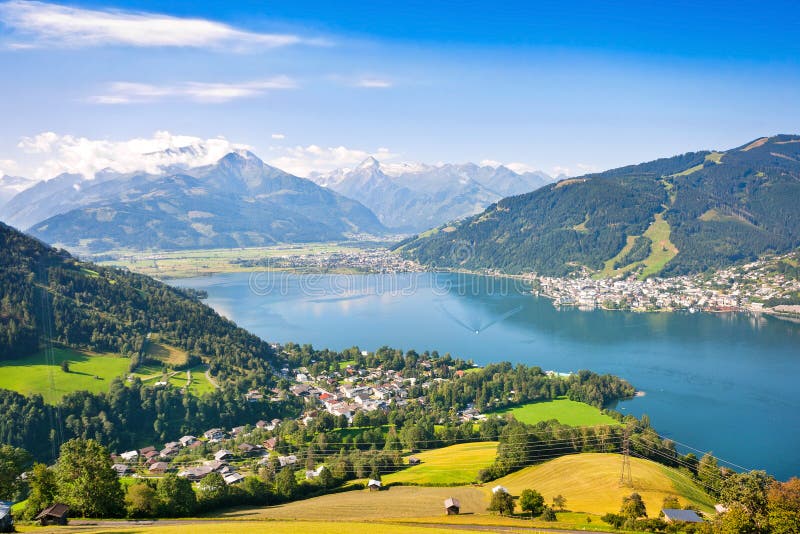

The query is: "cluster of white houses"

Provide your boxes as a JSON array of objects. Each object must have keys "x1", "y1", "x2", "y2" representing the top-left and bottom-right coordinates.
[
  {"x1": 111, "y1": 418, "x2": 283, "y2": 485},
  {"x1": 290, "y1": 365, "x2": 416, "y2": 421},
  {"x1": 533, "y1": 250, "x2": 800, "y2": 314}
]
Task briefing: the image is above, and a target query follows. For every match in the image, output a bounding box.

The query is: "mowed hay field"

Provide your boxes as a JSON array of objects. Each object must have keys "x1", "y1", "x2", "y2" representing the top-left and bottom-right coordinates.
[
  {"x1": 492, "y1": 452, "x2": 715, "y2": 515},
  {"x1": 218, "y1": 486, "x2": 488, "y2": 521},
  {"x1": 382, "y1": 441, "x2": 498, "y2": 485},
  {"x1": 16, "y1": 521, "x2": 480, "y2": 534},
  {"x1": 145, "y1": 337, "x2": 189, "y2": 366},
  {"x1": 489, "y1": 397, "x2": 620, "y2": 427},
  {"x1": 0, "y1": 347, "x2": 129, "y2": 403}
]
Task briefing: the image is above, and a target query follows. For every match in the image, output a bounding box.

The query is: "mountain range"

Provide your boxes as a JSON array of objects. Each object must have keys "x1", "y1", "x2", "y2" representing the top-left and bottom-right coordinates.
[
  {"x1": 398, "y1": 135, "x2": 800, "y2": 277},
  {"x1": 0, "y1": 174, "x2": 36, "y2": 208},
  {"x1": 0, "y1": 152, "x2": 554, "y2": 252},
  {"x1": 0, "y1": 151, "x2": 386, "y2": 252},
  {"x1": 309, "y1": 158, "x2": 553, "y2": 232}
]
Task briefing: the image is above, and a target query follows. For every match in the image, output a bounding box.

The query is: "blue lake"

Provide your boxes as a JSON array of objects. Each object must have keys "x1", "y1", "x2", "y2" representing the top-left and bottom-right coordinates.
[{"x1": 174, "y1": 272, "x2": 800, "y2": 480}]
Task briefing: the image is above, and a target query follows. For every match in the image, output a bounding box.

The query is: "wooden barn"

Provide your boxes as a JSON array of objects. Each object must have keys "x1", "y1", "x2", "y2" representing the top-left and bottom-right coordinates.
[
  {"x1": 444, "y1": 497, "x2": 460, "y2": 515},
  {"x1": 36, "y1": 503, "x2": 69, "y2": 526}
]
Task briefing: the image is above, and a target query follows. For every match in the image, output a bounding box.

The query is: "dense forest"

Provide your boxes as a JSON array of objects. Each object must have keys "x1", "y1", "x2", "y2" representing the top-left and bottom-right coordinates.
[
  {"x1": 399, "y1": 135, "x2": 800, "y2": 277},
  {"x1": 0, "y1": 222, "x2": 277, "y2": 388}
]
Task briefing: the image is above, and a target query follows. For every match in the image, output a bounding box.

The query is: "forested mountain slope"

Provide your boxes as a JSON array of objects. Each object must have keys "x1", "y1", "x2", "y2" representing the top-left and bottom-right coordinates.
[
  {"x1": 0, "y1": 221, "x2": 277, "y2": 382},
  {"x1": 398, "y1": 135, "x2": 800, "y2": 276}
]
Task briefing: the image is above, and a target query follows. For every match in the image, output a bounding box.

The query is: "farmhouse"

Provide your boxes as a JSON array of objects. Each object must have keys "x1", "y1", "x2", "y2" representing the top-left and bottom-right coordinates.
[
  {"x1": 178, "y1": 465, "x2": 212, "y2": 481},
  {"x1": 214, "y1": 449, "x2": 234, "y2": 461},
  {"x1": 179, "y1": 435, "x2": 197, "y2": 447},
  {"x1": 111, "y1": 463, "x2": 130, "y2": 477},
  {"x1": 278, "y1": 455, "x2": 298, "y2": 467},
  {"x1": 35, "y1": 503, "x2": 69, "y2": 526},
  {"x1": 149, "y1": 462, "x2": 170, "y2": 474},
  {"x1": 367, "y1": 479, "x2": 382, "y2": 491},
  {"x1": 245, "y1": 389, "x2": 264, "y2": 402},
  {"x1": 205, "y1": 460, "x2": 227, "y2": 472},
  {"x1": 119, "y1": 450, "x2": 138, "y2": 462},
  {"x1": 224, "y1": 472, "x2": 246, "y2": 485},
  {"x1": 160, "y1": 446, "x2": 179, "y2": 458},
  {"x1": 662, "y1": 509, "x2": 703, "y2": 524},
  {"x1": 444, "y1": 497, "x2": 460, "y2": 515},
  {"x1": 203, "y1": 428, "x2": 225, "y2": 442},
  {"x1": 237, "y1": 443, "x2": 259, "y2": 455}
]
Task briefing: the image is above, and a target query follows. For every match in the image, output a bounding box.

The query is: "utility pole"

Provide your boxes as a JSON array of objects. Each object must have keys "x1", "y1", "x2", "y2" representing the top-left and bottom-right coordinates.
[{"x1": 620, "y1": 426, "x2": 632, "y2": 486}]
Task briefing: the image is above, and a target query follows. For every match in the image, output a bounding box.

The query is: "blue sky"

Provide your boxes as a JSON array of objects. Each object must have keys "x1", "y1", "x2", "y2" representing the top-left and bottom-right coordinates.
[{"x1": 1, "y1": 0, "x2": 799, "y2": 179}]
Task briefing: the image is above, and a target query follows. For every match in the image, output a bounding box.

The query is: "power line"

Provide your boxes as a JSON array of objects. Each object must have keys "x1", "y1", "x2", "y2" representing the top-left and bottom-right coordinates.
[{"x1": 620, "y1": 425, "x2": 632, "y2": 486}]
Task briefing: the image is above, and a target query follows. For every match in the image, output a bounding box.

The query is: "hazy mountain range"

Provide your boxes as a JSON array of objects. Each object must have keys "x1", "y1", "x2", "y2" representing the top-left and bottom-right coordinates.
[
  {"x1": 399, "y1": 135, "x2": 800, "y2": 276},
  {"x1": 309, "y1": 158, "x2": 553, "y2": 232},
  {"x1": 0, "y1": 151, "x2": 385, "y2": 252},
  {"x1": 0, "y1": 151, "x2": 555, "y2": 252},
  {"x1": 0, "y1": 174, "x2": 37, "y2": 208}
]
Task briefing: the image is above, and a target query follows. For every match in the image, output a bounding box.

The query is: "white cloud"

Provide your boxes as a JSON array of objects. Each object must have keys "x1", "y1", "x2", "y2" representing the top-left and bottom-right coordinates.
[
  {"x1": 18, "y1": 131, "x2": 249, "y2": 180},
  {"x1": 551, "y1": 165, "x2": 572, "y2": 177},
  {"x1": 549, "y1": 163, "x2": 598, "y2": 177},
  {"x1": 271, "y1": 133, "x2": 286, "y2": 140},
  {"x1": 90, "y1": 78, "x2": 296, "y2": 104},
  {"x1": 268, "y1": 144, "x2": 399, "y2": 177},
  {"x1": 505, "y1": 162, "x2": 537, "y2": 174},
  {"x1": 356, "y1": 78, "x2": 392, "y2": 88},
  {"x1": 479, "y1": 159, "x2": 536, "y2": 174},
  {"x1": 0, "y1": 1, "x2": 324, "y2": 50},
  {"x1": 0, "y1": 158, "x2": 17, "y2": 175}
]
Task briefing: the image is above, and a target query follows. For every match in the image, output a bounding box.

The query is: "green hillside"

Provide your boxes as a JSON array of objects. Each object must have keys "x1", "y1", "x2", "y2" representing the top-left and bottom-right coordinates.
[
  {"x1": 399, "y1": 135, "x2": 800, "y2": 277},
  {"x1": 492, "y1": 452, "x2": 715, "y2": 515},
  {"x1": 0, "y1": 221, "x2": 277, "y2": 379},
  {"x1": 0, "y1": 222, "x2": 282, "y2": 461},
  {"x1": 382, "y1": 441, "x2": 498, "y2": 486},
  {"x1": 0, "y1": 347, "x2": 129, "y2": 403}
]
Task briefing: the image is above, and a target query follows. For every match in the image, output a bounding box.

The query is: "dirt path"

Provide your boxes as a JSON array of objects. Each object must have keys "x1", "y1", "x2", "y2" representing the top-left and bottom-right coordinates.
[{"x1": 205, "y1": 367, "x2": 219, "y2": 389}]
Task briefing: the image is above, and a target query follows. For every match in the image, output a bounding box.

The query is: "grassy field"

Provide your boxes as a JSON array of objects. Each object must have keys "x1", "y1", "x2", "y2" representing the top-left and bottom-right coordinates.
[
  {"x1": 382, "y1": 442, "x2": 498, "y2": 486},
  {"x1": 145, "y1": 337, "x2": 189, "y2": 367},
  {"x1": 0, "y1": 347, "x2": 129, "y2": 403},
  {"x1": 599, "y1": 212, "x2": 678, "y2": 280},
  {"x1": 96, "y1": 243, "x2": 363, "y2": 279},
  {"x1": 489, "y1": 397, "x2": 621, "y2": 427},
  {"x1": 491, "y1": 452, "x2": 715, "y2": 516},
  {"x1": 130, "y1": 362, "x2": 216, "y2": 396},
  {"x1": 15, "y1": 520, "x2": 484, "y2": 534},
  {"x1": 638, "y1": 213, "x2": 679, "y2": 279},
  {"x1": 217, "y1": 486, "x2": 489, "y2": 521},
  {"x1": 132, "y1": 334, "x2": 215, "y2": 395},
  {"x1": 0, "y1": 340, "x2": 214, "y2": 402}
]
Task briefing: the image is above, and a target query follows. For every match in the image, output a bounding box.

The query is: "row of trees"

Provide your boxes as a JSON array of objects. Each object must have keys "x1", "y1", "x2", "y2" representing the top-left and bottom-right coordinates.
[
  {"x1": 0, "y1": 380, "x2": 294, "y2": 463},
  {"x1": 2, "y1": 437, "x2": 400, "y2": 520}
]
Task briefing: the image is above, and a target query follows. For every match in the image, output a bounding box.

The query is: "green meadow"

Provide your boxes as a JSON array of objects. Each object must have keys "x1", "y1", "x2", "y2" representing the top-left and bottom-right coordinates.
[
  {"x1": 382, "y1": 441, "x2": 498, "y2": 486},
  {"x1": 489, "y1": 397, "x2": 621, "y2": 427},
  {"x1": 0, "y1": 347, "x2": 129, "y2": 403}
]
